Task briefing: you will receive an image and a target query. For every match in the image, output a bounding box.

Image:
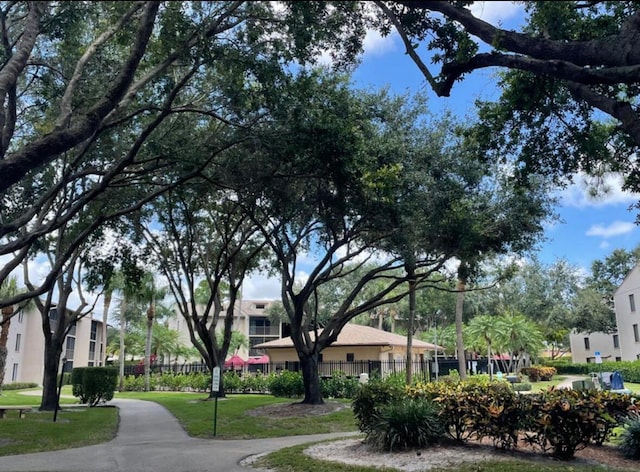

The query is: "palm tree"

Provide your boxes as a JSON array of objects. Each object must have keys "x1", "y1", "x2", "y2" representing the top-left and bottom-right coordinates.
[
  {"x1": 139, "y1": 272, "x2": 167, "y2": 392},
  {"x1": 466, "y1": 314, "x2": 501, "y2": 380},
  {"x1": 0, "y1": 277, "x2": 19, "y2": 392},
  {"x1": 494, "y1": 313, "x2": 544, "y2": 373}
]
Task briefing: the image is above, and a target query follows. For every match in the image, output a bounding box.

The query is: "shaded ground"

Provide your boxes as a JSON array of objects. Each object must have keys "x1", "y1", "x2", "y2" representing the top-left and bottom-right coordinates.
[{"x1": 246, "y1": 401, "x2": 349, "y2": 418}]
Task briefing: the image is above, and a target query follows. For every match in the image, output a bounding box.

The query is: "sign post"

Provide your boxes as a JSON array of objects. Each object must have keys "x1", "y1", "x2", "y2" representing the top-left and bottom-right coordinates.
[{"x1": 212, "y1": 366, "x2": 221, "y2": 436}]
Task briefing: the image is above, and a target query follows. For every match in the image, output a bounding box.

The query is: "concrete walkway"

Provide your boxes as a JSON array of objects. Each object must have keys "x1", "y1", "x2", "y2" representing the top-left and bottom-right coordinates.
[{"x1": 0, "y1": 399, "x2": 357, "y2": 472}]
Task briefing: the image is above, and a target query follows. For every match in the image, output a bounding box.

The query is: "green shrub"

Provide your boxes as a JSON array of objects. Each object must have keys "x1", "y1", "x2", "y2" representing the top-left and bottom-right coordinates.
[
  {"x1": 545, "y1": 359, "x2": 640, "y2": 383},
  {"x1": 512, "y1": 382, "x2": 532, "y2": 392},
  {"x1": 1, "y1": 382, "x2": 38, "y2": 390},
  {"x1": 539, "y1": 366, "x2": 557, "y2": 381},
  {"x1": 521, "y1": 389, "x2": 635, "y2": 459},
  {"x1": 365, "y1": 398, "x2": 444, "y2": 451},
  {"x1": 223, "y1": 371, "x2": 243, "y2": 393},
  {"x1": 71, "y1": 367, "x2": 117, "y2": 406},
  {"x1": 189, "y1": 372, "x2": 211, "y2": 392},
  {"x1": 521, "y1": 367, "x2": 540, "y2": 382},
  {"x1": 321, "y1": 371, "x2": 360, "y2": 399},
  {"x1": 352, "y1": 376, "x2": 405, "y2": 432},
  {"x1": 267, "y1": 370, "x2": 304, "y2": 398},
  {"x1": 122, "y1": 374, "x2": 145, "y2": 391},
  {"x1": 408, "y1": 379, "x2": 522, "y2": 447},
  {"x1": 619, "y1": 414, "x2": 640, "y2": 459},
  {"x1": 243, "y1": 373, "x2": 269, "y2": 393},
  {"x1": 521, "y1": 366, "x2": 556, "y2": 382}
]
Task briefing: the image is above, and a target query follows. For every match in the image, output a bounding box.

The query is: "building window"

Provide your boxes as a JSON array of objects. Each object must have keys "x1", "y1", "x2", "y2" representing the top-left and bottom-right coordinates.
[
  {"x1": 11, "y1": 363, "x2": 18, "y2": 381},
  {"x1": 346, "y1": 353, "x2": 355, "y2": 362},
  {"x1": 613, "y1": 334, "x2": 620, "y2": 348},
  {"x1": 250, "y1": 317, "x2": 278, "y2": 336},
  {"x1": 18, "y1": 311, "x2": 23, "y2": 323},
  {"x1": 15, "y1": 333, "x2": 21, "y2": 352},
  {"x1": 583, "y1": 337, "x2": 590, "y2": 350},
  {"x1": 630, "y1": 294, "x2": 636, "y2": 312},
  {"x1": 634, "y1": 324, "x2": 640, "y2": 343},
  {"x1": 65, "y1": 336, "x2": 75, "y2": 360},
  {"x1": 616, "y1": 357, "x2": 622, "y2": 361},
  {"x1": 255, "y1": 304, "x2": 266, "y2": 310}
]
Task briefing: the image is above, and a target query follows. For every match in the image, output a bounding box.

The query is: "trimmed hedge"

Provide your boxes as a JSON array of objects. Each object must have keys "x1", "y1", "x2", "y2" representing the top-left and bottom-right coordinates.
[
  {"x1": 120, "y1": 369, "x2": 358, "y2": 399},
  {"x1": 543, "y1": 359, "x2": 640, "y2": 383},
  {"x1": 1, "y1": 382, "x2": 38, "y2": 390},
  {"x1": 71, "y1": 367, "x2": 118, "y2": 406}
]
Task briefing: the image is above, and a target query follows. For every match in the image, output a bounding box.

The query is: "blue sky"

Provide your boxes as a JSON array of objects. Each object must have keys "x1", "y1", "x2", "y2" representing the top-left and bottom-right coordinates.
[
  {"x1": 350, "y1": 2, "x2": 639, "y2": 270},
  {"x1": 242, "y1": 1, "x2": 640, "y2": 299}
]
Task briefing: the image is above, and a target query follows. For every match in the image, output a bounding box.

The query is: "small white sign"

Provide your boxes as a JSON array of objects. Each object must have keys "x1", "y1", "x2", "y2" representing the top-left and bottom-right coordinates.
[
  {"x1": 212, "y1": 367, "x2": 221, "y2": 392},
  {"x1": 594, "y1": 352, "x2": 602, "y2": 364}
]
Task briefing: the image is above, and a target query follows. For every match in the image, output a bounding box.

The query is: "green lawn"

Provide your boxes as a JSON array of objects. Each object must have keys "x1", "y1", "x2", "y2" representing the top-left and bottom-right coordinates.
[
  {"x1": 0, "y1": 386, "x2": 77, "y2": 406},
  {"x1": 0, "y1": 406, "x2": 117, "y2": 456},
  {"x1": 114, "y1": 391, "x2": 357, "y2": 438}
]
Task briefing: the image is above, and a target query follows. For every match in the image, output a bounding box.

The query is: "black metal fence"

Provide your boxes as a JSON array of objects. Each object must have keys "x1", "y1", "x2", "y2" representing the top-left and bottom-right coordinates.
[{"x1": 124, "y1": 358, "x2": 500, "y2": 380}]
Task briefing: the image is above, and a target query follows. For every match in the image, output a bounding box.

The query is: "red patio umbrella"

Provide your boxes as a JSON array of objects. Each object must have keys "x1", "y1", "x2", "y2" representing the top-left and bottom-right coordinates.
[
  {"x1": 247, "y1": 355, "x2": 269, "y2": 364},
  {"x1": 224, "y1": 354, "x2": 246, "y2": 369}
]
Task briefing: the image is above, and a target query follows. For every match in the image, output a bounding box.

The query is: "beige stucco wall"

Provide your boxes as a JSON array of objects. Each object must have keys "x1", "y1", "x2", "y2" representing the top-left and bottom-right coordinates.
[
  {"x1": 2, "y1": 307, "x2": 104, "y2": 386},
  {"x1": 569, "y1": 330, "x2": 621, "y2": 364},
  {"x1": 614, "y1": 265, "x2": 640, "y2": 361}
]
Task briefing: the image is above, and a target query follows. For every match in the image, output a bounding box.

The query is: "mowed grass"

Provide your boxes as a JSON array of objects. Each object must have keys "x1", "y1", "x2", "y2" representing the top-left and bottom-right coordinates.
[
  {"x1": 115, "y1": 391, "x2": 357, "y2": 438},
  {"x1": 0, "y1": 406, "x2": 117, "y2": 456},
  {"x1": 0, "y1": 386, "x2": 78, "y2": 406}
]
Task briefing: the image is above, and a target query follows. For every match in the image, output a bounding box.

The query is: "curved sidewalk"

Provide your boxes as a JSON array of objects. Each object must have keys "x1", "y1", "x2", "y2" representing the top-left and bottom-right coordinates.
[{"x1": 0, "y1": 398, "x2": 357, "y2": 472}]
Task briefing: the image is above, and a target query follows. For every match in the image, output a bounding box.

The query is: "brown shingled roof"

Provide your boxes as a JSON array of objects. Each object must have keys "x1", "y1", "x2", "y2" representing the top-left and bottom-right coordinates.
[{"x1": 254, "y1": 323, "x2": 443, "y2": 350}]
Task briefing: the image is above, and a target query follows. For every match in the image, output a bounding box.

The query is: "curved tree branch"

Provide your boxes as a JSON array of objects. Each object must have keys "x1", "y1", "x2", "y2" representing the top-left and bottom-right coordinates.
[{"x1": 0, "y1": 1, "x2": 159, "y2": 193}]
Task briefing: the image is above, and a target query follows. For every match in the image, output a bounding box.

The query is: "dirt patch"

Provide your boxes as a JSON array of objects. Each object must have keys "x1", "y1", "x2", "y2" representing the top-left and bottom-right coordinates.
[
  {"x1": 304, "y1": 437, "x2": 639, "y2": 471},
  {"x1": 245, "y1": 401, "x2": 349, "y2": 418}
]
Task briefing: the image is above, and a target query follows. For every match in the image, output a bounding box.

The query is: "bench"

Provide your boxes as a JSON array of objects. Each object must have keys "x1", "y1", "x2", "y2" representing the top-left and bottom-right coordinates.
[{"x1": 0, "y1": 405, "x2": 34, "y2": 419}]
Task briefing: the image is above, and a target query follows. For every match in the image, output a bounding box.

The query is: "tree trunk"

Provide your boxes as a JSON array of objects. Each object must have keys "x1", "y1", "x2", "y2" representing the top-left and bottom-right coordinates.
[
  {"x1": 101, "y1": 290, "x2": 112, "y2": 366},
  {"x1": 487, "y1": 342, "x2": 493, "y2": 381},
  {"x1": 405, "y1": 277, "x2": 416, "y2": 385},
  {"x1": 118, "y1": 298, "x2": 127, "y2": 391},
  {"x1": 299, "y1": 351, "x2": 323, "y2": 405},
  {"x1": 455, "y1": 277, "x2": 467, "y2": 380},
  {"x1": 40, "y1": 340, "x2": 64, "y2": 411},
  {"x1": 144, "y1": 304, "x2": 154, "y2": 392},
  {"x1": 0, "y1": 306, "x2": 13, "y2": 392}
]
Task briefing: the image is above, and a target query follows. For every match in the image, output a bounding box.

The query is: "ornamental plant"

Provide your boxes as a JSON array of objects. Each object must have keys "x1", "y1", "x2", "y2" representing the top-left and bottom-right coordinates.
[
  {"x1": 364, "y1": 398, "x2": 444, "y2": 451},
  {"x1": 408, "y1": 379, "x2": 523, "y2": 447},
  {"x1": 71, "y1": 367, "x2": 118, "y2": 406},
  {"x1": 521, "y1": 388, "x2": 636, "y2": 460},
  {"x1": 619, "y1": 414, "x2": 640, "y2": 459},
  {"x1": 352, "y1": 376, "x2": 405, "y2": 432}
]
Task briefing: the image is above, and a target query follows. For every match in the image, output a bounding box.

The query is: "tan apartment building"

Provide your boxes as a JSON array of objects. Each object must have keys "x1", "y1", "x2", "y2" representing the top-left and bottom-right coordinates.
[
  {"x1": 568, "y1": 330, "x2": 621, "y2": 363},
  {"x1": 169, "y1": 299, "x2": 285, "y2": 361},
  {"x1": 614, "y1": 264, "x2": 640, "y2": 361},
  {"x1": 2, "y1": 305, "x2": 105, "y2": 386}
]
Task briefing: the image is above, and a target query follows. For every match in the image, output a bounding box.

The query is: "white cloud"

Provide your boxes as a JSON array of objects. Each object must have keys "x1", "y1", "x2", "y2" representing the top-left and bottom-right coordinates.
[
  {"x1": 586, "y1": 221, "x2": 636, "y2": 238},
  {"x1": 242, "y1": 272, "x2": 280, "y2": 300},
  {"x1": 362, "y1": 29, "x2": 398, "y2": 57},
  {"x1": 559, "y1": 172, "x2": 639, "y2": 209},
  {"x1": 470, "y1": 1, "x2": 524, "y2": 24}
]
